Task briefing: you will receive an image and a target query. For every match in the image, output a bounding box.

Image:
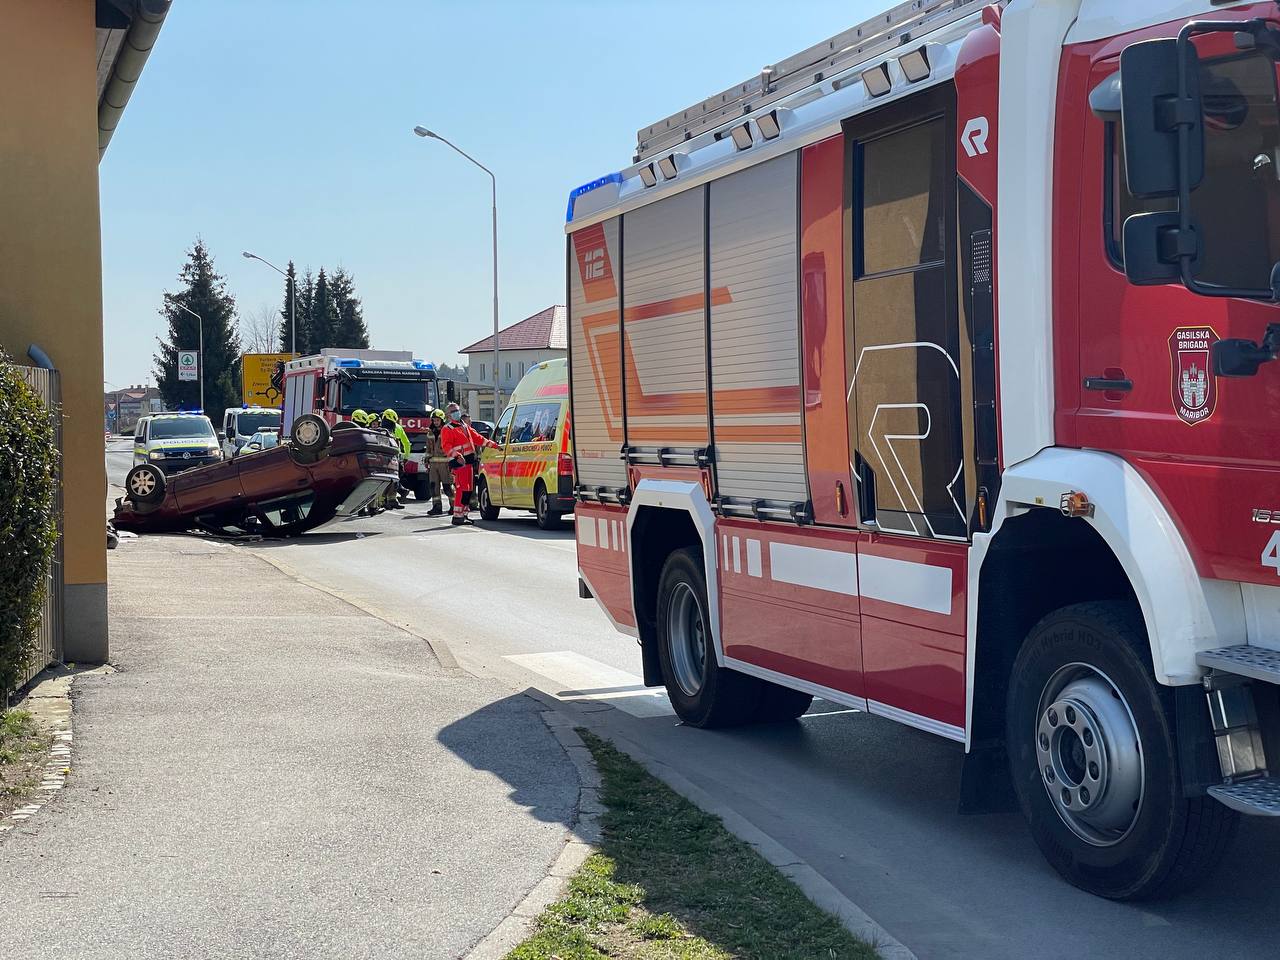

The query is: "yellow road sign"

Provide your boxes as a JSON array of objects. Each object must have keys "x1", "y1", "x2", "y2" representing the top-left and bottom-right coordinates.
[{"x1": 241, "y1": 353, "x2": 293, "y2": 407}]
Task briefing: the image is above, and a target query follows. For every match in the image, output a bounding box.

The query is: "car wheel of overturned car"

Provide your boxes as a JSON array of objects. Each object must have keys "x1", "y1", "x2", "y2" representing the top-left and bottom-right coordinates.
[
  {"x1": 1006, "y1": 600, "x2": 1239, "y2": 900},
  {"x1": 477, "y1": 479, "x2": 500, "y2": 521},
  {"x1": 534, "y1": 482, "x2": 562, "y2": 530},
  {"x1": 656, "y1": 547, "x2": 762, "y2": 728},
  {"x1": 289, "y1": 414, "x2": 331, "y2": 462},
  {"x1": 124, "y1": 463, "x2": 166, "y2": 506}
]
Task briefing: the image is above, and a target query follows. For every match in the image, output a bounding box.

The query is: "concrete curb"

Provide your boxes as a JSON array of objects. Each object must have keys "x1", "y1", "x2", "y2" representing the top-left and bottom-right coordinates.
[
  {"x1": 0, "y1": 668, "x2": 87, "y2": 839},
  {"x1": 247, "y1": 549, "x2": 461, "y2": 672},
  {"x1": 461, "y1": 711, "x2": 602, "y2": 960}
]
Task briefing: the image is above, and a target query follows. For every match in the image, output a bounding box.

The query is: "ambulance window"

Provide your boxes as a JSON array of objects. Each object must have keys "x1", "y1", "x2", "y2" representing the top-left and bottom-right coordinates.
[
  {"x1": 492, "y1": 405, "x2": 514, "y2": 446},
  {"x1": 510, "y1": 402, "x2": 561, "y2": 444}
]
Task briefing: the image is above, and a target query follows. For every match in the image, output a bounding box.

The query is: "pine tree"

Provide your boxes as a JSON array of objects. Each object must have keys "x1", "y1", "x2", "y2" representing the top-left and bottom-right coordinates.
[
  {"x1": 295, "y1": 269, "x2": 316, "y2": 356},
  {"x1": 278, "y1": 260, "x2": 301, "y2": 354},
  {"x1": 310, "y1": 267, "x2": 338, "y2": 351},
  {"x1": 153, "y1": 237, "x2": 241, "y2": 416},
  {"x1": 330, "y1": 267, "x2": 370, "y2": 349}
]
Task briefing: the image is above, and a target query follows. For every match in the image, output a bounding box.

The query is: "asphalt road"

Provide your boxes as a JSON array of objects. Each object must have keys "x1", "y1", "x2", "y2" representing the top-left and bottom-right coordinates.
[{"x1": 103, "y1": 440, "x2": 1280, "y2": 959}]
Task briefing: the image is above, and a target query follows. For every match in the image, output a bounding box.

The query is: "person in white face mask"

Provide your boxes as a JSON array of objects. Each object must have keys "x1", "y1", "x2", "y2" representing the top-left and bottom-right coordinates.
[{"x1": 439, "y1": 402, "x2": 499, "y2": 525}]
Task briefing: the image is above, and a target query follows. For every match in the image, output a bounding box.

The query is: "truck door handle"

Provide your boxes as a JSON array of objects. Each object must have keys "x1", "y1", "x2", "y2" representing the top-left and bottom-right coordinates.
[{"x1": 1083, "y1": 376, "x2": 1132, "y2": 392}]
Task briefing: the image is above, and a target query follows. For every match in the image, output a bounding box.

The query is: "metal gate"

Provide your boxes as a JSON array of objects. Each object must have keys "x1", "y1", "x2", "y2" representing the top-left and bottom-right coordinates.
[{"x1": 13, "y1": 365, "x2": 63, "y2": 692}]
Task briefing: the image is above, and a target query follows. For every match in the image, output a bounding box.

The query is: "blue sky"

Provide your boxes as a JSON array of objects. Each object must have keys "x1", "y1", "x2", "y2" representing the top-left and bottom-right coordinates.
[{"x1": 101, "y1": 0, "x2": 880, "y2": 386}]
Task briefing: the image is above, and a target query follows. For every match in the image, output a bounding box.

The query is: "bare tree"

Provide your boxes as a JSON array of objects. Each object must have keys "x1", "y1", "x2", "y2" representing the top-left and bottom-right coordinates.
[{"x1": 240, "y1": 302, "x2": 278, "y2": 354}]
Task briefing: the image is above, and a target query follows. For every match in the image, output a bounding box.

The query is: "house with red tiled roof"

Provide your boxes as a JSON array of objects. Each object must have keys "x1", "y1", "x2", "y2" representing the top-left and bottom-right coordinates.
[{"x1": 458, "y1": 305, "x2": 566, "y2": 419}]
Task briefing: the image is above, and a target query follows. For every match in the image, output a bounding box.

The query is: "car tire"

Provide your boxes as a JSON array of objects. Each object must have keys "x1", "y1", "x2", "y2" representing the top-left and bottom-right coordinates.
[
  {"x1": 656, "y1": 547, "x2": 762, "y2": 728},
  {"x1": 1006, "y1": 600, "x2": 1238, "y2": 900},
  {"x1": 124, "y1": 464, "x2": 166, "y2": 505},
  {"x1": 290, "y1": 414, "x2": 331, "y2": 460},
  {"x1": 534, "y1": 482, "x2": 562, "y2": 530},
  {"x1": 755, "y1": 683, "x2": 814, "y2": 723},
  {"x1": 477, "y1": 479, "x2": 500, "y2": 521}
]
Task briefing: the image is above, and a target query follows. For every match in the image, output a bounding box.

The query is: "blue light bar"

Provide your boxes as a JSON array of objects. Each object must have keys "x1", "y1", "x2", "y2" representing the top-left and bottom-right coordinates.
[
  {"x1": 336, "y1": 358, "x2": 363, "y2": 368},
  {"x1": 412, "y1": 360, "x2": 435, "y2": 370},
  {"x1": 566, "y1": 172, "x2": 623, "y2": 222}
]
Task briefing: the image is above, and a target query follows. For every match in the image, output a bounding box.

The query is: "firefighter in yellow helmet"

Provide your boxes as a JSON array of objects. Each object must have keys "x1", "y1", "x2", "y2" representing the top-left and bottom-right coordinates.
[
  {"x1": 423, "y1": 407, "x2": 453, "y2": 516},
  {"x1": 381, "y1": 409, "x2": 413, "y2": 507}
]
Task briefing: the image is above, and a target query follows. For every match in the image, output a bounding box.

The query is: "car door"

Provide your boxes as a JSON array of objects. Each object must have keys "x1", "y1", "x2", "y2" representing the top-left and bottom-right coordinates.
[
  {"x1": 505, "y1": 403, "x2": 557, "y2": 509},
  {"x1": 134, "y1": 420, "x2": 147, "y2": 464},
  {"x1": 482, "y1": 406, "x2": 514, "y2": 505}
]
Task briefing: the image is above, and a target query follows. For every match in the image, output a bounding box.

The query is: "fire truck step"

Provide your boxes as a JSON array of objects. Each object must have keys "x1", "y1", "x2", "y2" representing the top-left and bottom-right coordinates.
[
  {"x1": 1197, "y1": 645, "x2": 1280, "y2": 685},
  {"x1": 1208, "y1": 776, "x2": 1280, "y2": 816}
]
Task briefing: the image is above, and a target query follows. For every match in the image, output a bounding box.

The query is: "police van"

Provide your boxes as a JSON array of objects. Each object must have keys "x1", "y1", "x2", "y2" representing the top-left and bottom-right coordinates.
[
  {"x1": 133, "y1": 412, "x2": 222, "y2": 474},
  {"x1": 477, "y1": 358, "x2": 573, "y2": 528},
  {"x1": 220, "y1": 406, "x2": 283, "y2": 459}
]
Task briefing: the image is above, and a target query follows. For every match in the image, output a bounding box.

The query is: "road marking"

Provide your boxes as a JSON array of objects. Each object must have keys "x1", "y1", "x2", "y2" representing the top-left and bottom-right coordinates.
[{"x1": 505, "y1": 650, "x2": 674, "y2": 718}]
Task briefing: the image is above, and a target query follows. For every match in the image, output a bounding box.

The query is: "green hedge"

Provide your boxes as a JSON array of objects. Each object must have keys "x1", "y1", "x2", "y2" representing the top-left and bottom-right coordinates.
[{"x1": 0, "y1": 351, "x2": 59, "y2": 698}]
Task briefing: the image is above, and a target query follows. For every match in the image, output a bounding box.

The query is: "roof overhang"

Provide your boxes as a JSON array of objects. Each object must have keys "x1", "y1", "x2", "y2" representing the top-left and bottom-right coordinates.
[{"x1": 96, "y1": 0, "x2": 172, "y2": 160}]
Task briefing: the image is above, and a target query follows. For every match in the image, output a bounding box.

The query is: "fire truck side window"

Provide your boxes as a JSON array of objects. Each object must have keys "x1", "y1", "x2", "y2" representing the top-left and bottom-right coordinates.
[
  {"x1": 848, "y1": 98, "x2": 967, "y2": 541},
  {"x1": 1108, "y1": 55, "x2": 1280, "y2": 288}
]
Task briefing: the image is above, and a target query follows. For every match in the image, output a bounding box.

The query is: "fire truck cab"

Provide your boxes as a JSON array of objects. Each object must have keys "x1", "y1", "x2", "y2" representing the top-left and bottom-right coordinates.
[
  {"x1": 566, "y1": 0, "x2": 1280, "y2": 899},
  {"x1": 280, "y1": 349, "x2": 455, "y2": 456}
]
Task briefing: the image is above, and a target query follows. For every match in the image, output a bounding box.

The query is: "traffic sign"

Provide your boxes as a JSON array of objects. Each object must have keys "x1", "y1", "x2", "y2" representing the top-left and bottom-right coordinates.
[{"x1": 178, "y1": 350, "x2": 198, "y2": 382}]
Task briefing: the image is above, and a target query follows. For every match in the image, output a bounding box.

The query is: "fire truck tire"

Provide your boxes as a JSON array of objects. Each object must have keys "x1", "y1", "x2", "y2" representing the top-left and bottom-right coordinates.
[
  {"x1": 755, "y1": 684, "x2": 814, "y2": 723},
  {"x1": 477, "y1": 479, "x2": 501, "y2": 521},
  {"x1": 656, "y1": 547, "x2": 762, "y2": 728},
  {"x1": 1006, "y1": 600, "x2": 1238, "y2": 900}
]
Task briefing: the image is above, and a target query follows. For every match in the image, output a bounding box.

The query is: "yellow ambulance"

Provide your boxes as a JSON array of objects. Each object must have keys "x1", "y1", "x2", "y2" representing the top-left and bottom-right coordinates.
[{"x1": 477, "y1": 358, "x2": 573, "y2": 529}]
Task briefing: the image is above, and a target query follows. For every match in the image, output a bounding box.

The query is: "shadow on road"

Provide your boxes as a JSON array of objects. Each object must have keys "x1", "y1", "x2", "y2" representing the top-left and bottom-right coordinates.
[{"x1": 437, "y1": 691, "x2": 580, "y2": 829}]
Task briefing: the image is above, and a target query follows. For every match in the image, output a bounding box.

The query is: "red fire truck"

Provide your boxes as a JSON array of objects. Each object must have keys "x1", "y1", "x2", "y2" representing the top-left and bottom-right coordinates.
[
  {"x1": 566, "y1": 0, "x2": 1280, "y2": 899},
  {"x1": 280, "y1": 349, "x2": 456, "y2": 496}
]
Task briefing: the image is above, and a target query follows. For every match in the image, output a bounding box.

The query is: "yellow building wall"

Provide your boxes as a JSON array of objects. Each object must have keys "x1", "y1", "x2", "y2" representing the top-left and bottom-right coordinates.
[{"x1": 0, "y1": 0, "x2": 108, "y2": 660}]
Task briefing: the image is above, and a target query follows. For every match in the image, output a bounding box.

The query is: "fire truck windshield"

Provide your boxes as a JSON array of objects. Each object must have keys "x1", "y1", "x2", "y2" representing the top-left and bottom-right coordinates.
[{"x1": 339, "y1": 377, "x2": 439, "y2": 415}]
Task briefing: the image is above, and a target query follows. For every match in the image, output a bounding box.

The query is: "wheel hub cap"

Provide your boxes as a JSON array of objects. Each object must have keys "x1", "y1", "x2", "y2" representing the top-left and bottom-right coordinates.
[
  {"x1": 666, "y1": 581, "x2": 706, "y2": 698},
  {"x1": 297, "y1": 422, "x2": 319, "y2": 444},
  {"x1": 131, "y1": 473, "x2": 154, "y2": 496},
  {"x1": 1036, "y1": 666, "x2": 1144, "y2": 847}
]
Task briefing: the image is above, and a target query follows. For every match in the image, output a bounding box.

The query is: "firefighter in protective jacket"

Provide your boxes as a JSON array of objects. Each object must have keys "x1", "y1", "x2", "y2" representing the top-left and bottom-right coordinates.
[
  {"x1": 423, "y1": 408, "x2": 453, "y2": 516},
  {"x1": 441, "y1": 402, "x2": 499, "y2": 525}
]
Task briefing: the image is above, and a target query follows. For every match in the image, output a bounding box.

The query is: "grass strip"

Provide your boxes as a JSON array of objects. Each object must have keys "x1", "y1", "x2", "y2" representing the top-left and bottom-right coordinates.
[
  {"x1": 0, "y1": 709, "x2": 51, "y2": 819},
  {"x1": 508, "y1": 730, "x2": 879, "y2": 960}
]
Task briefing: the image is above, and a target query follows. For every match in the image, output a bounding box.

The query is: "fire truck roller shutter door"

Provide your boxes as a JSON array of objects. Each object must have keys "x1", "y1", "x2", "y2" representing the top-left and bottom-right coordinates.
[
  {"x1": 621, "y1": 186, "x2": 709, "y2": 450},
  {"x1": 569, "y1": 217, "x2": 627, "y2": 495},
  {"x1": 708, "y1": 151, "x2": 807, "y2": 508}
]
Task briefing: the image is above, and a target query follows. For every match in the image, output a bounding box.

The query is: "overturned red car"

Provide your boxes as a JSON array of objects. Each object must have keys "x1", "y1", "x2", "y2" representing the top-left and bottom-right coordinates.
[{"x1": 112, "y1": 415, "x2": 398, "y2": 537}]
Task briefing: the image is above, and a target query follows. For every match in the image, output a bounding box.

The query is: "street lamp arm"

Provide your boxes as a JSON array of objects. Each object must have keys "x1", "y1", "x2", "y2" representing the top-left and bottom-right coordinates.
[
  {"x1": 420, "y1": 130, "x2": 495, "y2": 184},
  {"x1": 242, "y1": 250, "x2": 287, "y2": 278}
]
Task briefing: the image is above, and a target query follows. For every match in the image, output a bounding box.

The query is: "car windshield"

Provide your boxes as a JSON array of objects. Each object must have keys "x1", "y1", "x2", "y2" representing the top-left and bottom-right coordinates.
[
  {"x1": 149, "y1": 418, "x2": 215, "y2": 440},
  {"x1": 237, "y1": 411, "x2": 281, "y2": 435},
  {"x1": 252, "y1": 432, "x2": 280, "y2": 447},
  {"x1": 340, "y1": 377, "x2": 438, "y2": 415}
]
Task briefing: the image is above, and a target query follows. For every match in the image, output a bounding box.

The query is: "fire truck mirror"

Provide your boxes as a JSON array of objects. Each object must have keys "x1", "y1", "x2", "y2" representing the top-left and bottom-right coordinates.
[
  {"x1": 1119, "y1": 37, "x2": 1204, "y2": 199},
  {"x1": 1122, "y1": 211, "x2": 1192, "y2": 286}
]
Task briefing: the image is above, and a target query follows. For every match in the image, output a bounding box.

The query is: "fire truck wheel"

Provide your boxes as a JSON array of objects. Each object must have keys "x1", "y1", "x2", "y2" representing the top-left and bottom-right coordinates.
[
  {"x1": 124, "y1": 464, "x2": 166, "y2": 505},
  {"x1": 656, "y1": 547, "x2": 762, "y2": 728},
  {"x1": 1006, "y1": 600, "x2": 1238, "y2": 900},
  {"x1": 755, "y1": 684, "x2": 814, "y2": 723},
  {"x1": 477, "y1": 479, "x2": 500, "y2": 521}
]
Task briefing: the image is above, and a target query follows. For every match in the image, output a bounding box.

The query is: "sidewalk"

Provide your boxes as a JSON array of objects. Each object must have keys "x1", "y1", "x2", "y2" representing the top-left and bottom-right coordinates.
[{"x1": 0, "y1": 534, "x2": 579, "y2": 959}]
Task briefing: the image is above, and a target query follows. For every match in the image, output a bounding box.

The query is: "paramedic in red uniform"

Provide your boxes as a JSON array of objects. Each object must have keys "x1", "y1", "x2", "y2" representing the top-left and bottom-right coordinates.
[{"x1": 441, "y1": 402, "x2": 499, "y2": 525}]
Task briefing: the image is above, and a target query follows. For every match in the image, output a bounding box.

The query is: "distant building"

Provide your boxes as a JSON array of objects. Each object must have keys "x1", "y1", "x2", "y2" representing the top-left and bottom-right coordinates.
[
  {"x1": 458, "y1": 305, "x2": 566, "y2": 420},
  {"x1": 105, "y1": 386, "x2": 164, "y2": 433}
]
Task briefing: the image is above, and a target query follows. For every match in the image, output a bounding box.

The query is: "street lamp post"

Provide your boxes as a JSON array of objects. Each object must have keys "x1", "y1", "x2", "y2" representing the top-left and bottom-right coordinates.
[
  {"x1": 176, "y1": 304, "x2": 204, "y2": 413},
  {"x1": 242, "y1": 251, "x2": 296, "y2": 355},
  {"x1": 413, "y1": 125, "x2": 500, "y2": 414}
]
